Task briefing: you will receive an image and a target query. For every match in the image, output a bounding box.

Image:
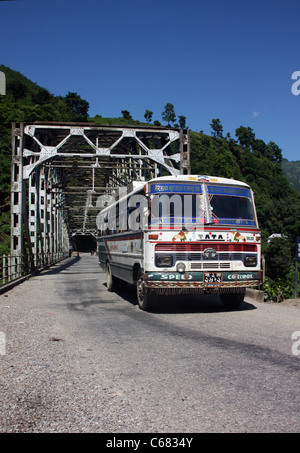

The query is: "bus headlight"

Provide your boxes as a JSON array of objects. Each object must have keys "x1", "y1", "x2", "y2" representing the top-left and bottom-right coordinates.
[
  {"x1": 155, "y1": 255, "x2": 173, "y2": 267},
  {"x1": 244, "y1": 256, "x2": 257, "y2": 267},
  {"x1": 176, "y1": 262, "x2": 186, "y2": 273}
]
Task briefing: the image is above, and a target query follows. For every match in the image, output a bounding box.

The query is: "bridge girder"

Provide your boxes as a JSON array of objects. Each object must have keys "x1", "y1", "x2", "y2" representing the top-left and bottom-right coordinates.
[{"x1": 11, "y1": 122, "x2": 190, "y2": 258}]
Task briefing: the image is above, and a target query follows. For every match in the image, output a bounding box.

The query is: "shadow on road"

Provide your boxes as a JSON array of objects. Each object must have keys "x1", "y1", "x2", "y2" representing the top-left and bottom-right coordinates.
[
  {"x1": 38, "y1": 255, "x2": 81, "y2": 276},
  {"x1": 102, "y1": 282, "x2": 257, "y2": 314}
]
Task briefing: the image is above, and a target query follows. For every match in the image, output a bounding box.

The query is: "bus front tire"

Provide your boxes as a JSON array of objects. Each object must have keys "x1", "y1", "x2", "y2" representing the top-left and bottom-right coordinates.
[
  {"x1": 106, "y1": 263, "x2": 116, "y2": 292},
  {"x1": 137, "y1": 272, "x2": 154, "y2": 311}
]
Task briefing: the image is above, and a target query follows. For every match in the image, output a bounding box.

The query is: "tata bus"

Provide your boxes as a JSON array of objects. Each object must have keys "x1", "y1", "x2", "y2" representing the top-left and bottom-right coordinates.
[{"x1": 97, "y1": 175, "x2": 262, "y2": 311}]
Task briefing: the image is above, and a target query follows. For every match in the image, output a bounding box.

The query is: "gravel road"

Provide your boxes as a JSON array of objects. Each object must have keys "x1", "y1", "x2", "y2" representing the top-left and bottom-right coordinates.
[{"x1": 0, "y1": 254, "x2": 299, "y2": 433}]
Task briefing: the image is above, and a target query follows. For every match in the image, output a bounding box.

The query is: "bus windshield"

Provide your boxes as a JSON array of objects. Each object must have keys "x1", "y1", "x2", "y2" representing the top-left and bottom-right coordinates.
[
  {"x1": 149, "y1": 182, "x2": 257, "y2": 228},
  {"x1": 207, "y1": 185, "x2": 256, "y2": 226},
  {"x1": 150, "y1": 183, "x2": 206, "y2": 227}
]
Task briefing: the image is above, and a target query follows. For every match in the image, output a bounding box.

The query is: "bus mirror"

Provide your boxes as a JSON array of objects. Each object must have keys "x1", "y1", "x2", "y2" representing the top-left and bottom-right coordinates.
[{"x1": 143, "y1": 184, "x2": 150, "y2": 198}]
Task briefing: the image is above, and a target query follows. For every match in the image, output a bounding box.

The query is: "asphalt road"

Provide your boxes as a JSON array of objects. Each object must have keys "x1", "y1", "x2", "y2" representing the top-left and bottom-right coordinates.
[{"x1": 0, "y1": 253, "x2": 299, "y2": 433}]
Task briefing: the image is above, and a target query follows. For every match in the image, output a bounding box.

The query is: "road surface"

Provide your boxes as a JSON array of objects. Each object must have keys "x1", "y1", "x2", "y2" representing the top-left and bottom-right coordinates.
[{"x1": 0, "y1": 253, "x2": 299, "y2": 433}]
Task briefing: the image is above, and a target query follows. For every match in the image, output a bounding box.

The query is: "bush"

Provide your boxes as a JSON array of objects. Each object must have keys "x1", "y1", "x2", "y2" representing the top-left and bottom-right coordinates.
[{"x1": 264, "y1": 277, "x2": 294, "y2": 302}]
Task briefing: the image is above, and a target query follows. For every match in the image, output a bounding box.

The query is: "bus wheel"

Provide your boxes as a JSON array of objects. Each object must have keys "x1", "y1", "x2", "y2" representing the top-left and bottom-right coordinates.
[
  {"x1": 137, "y1": 272, "x2": 153, "y2": 311},
  {"x1": 106, "y1": 263, "x2": 116, "y2": 292},
  {"x1": 220, "y1": 290, "x2": 245, "y2": 309}
]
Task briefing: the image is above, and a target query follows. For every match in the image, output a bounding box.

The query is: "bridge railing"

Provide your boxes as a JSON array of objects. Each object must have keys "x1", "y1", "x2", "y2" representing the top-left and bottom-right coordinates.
[{"x1": 0, "y1": 252, "x2": 69, "y2": 288}]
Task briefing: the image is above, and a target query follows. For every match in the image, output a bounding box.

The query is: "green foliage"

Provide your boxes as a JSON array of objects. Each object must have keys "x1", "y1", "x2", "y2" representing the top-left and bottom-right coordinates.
[
  {"x1": 263, "y1": 277, "x2": 294, "y2": 303},
  {"x1": 235, "y1": 126, "x2": 255, "y2": 149},
  {"x1": 121, "y1": 110, "x2": 133, "y2": 121},
  {"x1": 90, "y1": 114, "x2": 143, "y2": 126},
  {"x1": 190, "y1": 131, "x2": 241, "y2": 179},
  {"x1": 264, "y1": 237, "x2": 292, "y2": 281},
  {"x1": 0, "y1": 66, "x2": 299, "y2": 302},
  {"x1": 282, "y1": 159, "x2": 300, "y2": 195},
  {"x1": 235, "y1": 125, "x2": 282, "y2": 163},
  {"x1": 0, "y1": 65, "x2": 90, "y2": 123},
  {"x1": 144, "y1": 110, "x2": 153, "y2": 123},
  {"x1": 190, "y1": 125, "x2": 300, "y2": 301},
  {"x1": 210, "y1": 118, "x2": 223, "y2": 138},
  {"x1": 65, "y1": 92, "x2": 89, "y2": 121},
  {"x1": 178, "y1": 115, "x2": 186, "y2": 129},
  {"x1": 161, "y1": 103, "x2": 176, "y2": 126},
  {"x1": 0, "y1": 65, "x2": 91, "y2": 255}
]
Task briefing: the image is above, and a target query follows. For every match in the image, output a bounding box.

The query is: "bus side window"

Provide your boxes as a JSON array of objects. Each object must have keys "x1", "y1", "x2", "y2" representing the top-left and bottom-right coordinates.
[{"x1": 128, "y1": 201, "x2": 143, "y2": 230}]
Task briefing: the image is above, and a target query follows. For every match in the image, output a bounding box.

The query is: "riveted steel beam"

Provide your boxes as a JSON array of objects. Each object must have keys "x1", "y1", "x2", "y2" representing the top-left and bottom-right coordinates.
[{"x1": 11, "y1": 122, "x2": 190, "y2": 258}]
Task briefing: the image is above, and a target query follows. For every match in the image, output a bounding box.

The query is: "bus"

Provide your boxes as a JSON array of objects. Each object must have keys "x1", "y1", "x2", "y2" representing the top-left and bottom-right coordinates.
[{"x1": 97, "y1": 175, "x2": 263, "y2": 311}]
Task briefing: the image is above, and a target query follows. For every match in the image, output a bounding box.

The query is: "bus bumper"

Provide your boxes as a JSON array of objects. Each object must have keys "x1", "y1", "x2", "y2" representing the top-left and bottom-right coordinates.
[{"x1": 144, "y1": 271, "x2": 262, "y2": 294}]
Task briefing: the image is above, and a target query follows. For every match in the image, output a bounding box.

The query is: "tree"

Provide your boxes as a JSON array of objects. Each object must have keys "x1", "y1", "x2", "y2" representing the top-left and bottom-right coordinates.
[
  {"x1": 121, "y1": 110, "x2": 132, "y2": 121},
  {"x1": 32, "y1": 87, "x2": 52, "y2": 105},
  {"x1": 210, "y1": 118, "x2": 223, "y2": 138},
  {"x1": 235, "y1": 126, "x2": 255, "y2": 149},
  {"x1": 65, "y1": 92, "x2": 89, "y2": 121},
  {"x1": 266, "y1": 141, "x2": 282, "y2": 163},
  {"x1": 144, "y1": 110, "x2": 153, "y2": 123},
  {"x1": 7, "y1": 80, "x2": 28, "y2": 101},
  {"x1": 252, "y1": 138, "x2": 267, "y2": 158},
  {"x1": 265, "y1": 237, "x2": 292, "y2": 281},
  {"x1": 161, "y1": 103, "x2": 176, "y2": 126},
  {"x1": 178, "y1": 115, "x2": 186, "y2": 129}
]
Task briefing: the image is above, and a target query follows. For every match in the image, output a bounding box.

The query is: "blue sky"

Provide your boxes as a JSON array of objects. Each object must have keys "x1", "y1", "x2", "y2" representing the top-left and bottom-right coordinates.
[{"x1": 1, "y1": 0, "x2": 300, "y2": 161}]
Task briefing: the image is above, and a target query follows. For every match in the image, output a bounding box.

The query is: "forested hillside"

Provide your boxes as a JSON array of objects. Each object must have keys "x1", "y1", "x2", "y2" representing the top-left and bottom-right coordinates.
[
  {"x1": 282, "y1": 159, "x2": 300, "y2": 195},
  {"x1": 190, "y1": 129, "x2": 300, "y2": 300},
  {"x1": 0, "y1": 65, "x2": 90, "y2": 256},
  {"x1": 0, "y1": 66, "x2": 299, "y2": 300}
]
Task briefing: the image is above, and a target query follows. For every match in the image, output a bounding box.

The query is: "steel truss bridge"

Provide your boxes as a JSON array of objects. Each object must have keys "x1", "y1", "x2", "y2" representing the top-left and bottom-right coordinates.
[{"x1": 7, "y1": 121, "x2": 190, "y2": 280}]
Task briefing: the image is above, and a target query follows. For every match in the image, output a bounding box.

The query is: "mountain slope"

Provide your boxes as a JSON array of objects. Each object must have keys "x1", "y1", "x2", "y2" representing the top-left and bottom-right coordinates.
[
  {"x1": 0, "y1": 66, "x2": 299, "y2": 297},
  {"x1": 282, "y1": 158, "x2": 300, "y2": 195}
]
